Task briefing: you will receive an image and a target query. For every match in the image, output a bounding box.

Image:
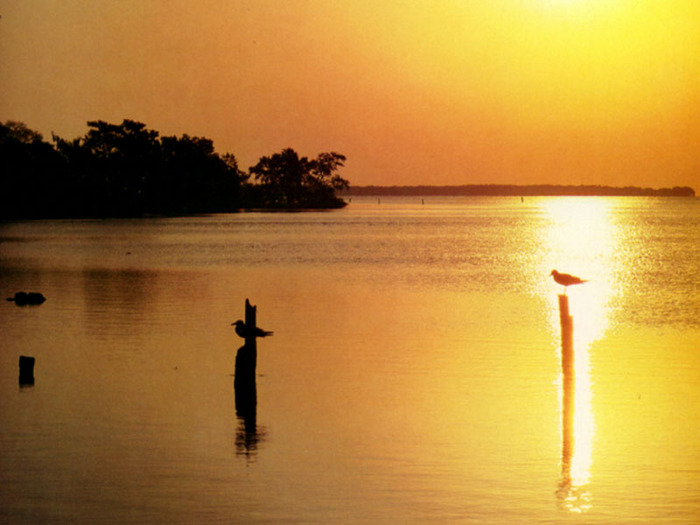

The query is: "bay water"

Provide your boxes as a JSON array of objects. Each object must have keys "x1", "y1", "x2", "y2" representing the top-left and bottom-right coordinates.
[{"x1": 1, "y1": 196, "x2": 698, "y2": 523}]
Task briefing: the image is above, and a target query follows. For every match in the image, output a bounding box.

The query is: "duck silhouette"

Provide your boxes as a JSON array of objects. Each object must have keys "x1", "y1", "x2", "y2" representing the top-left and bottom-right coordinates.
[
  {"x1": 232, "y1": 320, "x2": 273, "y2": 338},
  {"x1": 550, "y1": 270, "x2": 587, "y2": 293}
]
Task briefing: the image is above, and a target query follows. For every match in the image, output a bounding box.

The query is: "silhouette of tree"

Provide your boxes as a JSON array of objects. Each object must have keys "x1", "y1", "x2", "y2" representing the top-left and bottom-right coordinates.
[
  {"x1": 248, "y1": 148, "x2": 348, "y2": 208},
  {"x1": 158, "y1": 134, "x2": 244, "y2": 214},
  {"x1": 0, "y1": 120, "x2": 67, "y2": 218},
  {"x1": 53, "y1": 120, "x2": 244, "y2": 216},
  {"x1": 80, "y1": 119, "x2": 161, "y2": 215},
  {"x1": 305, "y1": 151, "x2": 349, "y2": 206},
  {"x1": 1, "y1": 120, "x2": 348, "y2": 218},
  {"x1": 2, "y1": 120, "x2": 44, "y2": 144},
  {"x1": 249, "y1": 148, "x2": 306, "y2": 207}
]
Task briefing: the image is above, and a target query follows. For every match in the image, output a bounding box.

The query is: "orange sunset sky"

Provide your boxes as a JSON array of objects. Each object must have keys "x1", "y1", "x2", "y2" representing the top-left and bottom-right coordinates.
[{"x1": 1, "y1": 0, "x2": 699, "y2": 188}]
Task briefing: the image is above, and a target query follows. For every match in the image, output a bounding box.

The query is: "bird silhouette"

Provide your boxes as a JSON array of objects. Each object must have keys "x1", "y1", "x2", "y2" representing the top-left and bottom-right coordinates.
[
  {"x1": 232, "y1": 320, "x2": 273, "y2": 338},
  {"x1": 550, "y1": 270, "x2": 587, "y2": 293}
]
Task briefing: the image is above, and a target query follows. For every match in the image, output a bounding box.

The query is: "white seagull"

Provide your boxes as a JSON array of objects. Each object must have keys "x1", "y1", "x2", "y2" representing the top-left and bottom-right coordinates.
[
  {"x1": 232, "y1": 320, "x2": 274, "y2": 338},
  {"x1": 550, "y1": 270, "x2": 588, "y2": 293}
]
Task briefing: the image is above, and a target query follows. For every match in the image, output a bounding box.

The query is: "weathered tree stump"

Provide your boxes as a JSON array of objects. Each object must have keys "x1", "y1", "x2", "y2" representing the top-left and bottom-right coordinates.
[
  {"x1": 235, "y1": 298, "x2": 258, "y2": 399},
  {"x1": 19, "y1": 355, "x2": 35, "y2": 386},
  {"x1": 234, "y1": 299, "x2": 262, "y2": 455}
]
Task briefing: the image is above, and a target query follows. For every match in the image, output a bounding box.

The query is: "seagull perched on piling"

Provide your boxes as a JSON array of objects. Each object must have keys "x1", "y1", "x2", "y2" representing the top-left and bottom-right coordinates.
[
  {"x1": 232, "y1": 320, "x2": 274, "y2": 338},
  {"x1": 550, "y1": 270, "x2": 587, "y2": 293}
]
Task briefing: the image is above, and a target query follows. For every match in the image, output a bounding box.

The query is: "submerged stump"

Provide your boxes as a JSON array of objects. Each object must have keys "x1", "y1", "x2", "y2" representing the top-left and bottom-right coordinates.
[
  {"x1": 7, "y1": 292, "x2": 46, "y2": 306},
  {"x1": 19, "y1": 355, "x2": 35, "y2": 387}
]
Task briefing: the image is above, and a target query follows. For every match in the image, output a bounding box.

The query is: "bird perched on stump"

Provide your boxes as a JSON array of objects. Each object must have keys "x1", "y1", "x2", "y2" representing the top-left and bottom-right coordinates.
[
  {"x1": 232, "y1": 320, "x2": 273, "y2": 338},
  {"x1": 550, "y1": 270, "x2": 587, "y2": 293}
]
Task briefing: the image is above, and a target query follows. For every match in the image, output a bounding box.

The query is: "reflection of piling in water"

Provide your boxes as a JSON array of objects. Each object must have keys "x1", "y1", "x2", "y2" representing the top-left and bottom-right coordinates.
[
  {"x1": 234, "y1": 341, "x2": 258, "y2": 452},
  {"x1": 559, "y1": 294, "x2": 575, "y2": 481}
]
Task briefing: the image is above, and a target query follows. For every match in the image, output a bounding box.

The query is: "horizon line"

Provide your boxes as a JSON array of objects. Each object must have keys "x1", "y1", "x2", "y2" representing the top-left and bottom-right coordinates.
[{"x1": 341, "y1": 184, "x2": 695, "y2": 197}]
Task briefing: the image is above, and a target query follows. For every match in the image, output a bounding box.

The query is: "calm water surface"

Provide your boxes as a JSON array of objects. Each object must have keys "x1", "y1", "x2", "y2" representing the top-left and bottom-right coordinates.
[{"x1": 0, "y1": 197, "x2": 698, "y2": 523}]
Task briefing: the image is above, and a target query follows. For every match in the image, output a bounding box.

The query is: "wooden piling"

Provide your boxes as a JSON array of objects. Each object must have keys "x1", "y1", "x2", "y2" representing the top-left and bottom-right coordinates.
[
  {"x1": 559, "y1": 294, "x2": 575, "y2": 479},
  {"x1": 234, "y1": 341, "x2": 257, "y2": 415},
  {"x1": 234, "y1": 299, "x2": 261, "y2": 454},
  {"x1": 241, "y1": 298, "x2": 258, "y2": 372},
  {"x1": 559, "y1": 294, "x2": 574, "y2": 378},
  {"x1": 245, "y1": 299, "x2": 256, "y2": 334}
]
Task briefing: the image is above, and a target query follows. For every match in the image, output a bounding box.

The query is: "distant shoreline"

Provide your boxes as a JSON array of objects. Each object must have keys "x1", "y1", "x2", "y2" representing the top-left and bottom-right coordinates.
[{"x1": 341, "y1": 184, "x2": 695, "y2": 197}]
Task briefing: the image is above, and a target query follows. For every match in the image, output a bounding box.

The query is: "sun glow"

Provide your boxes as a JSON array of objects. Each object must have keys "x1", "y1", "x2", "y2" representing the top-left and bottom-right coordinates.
[
  {"x1": 540, "y1": 198, "x2": 622, "y2": 513},
  {"x1": 542, "y1": 198, "x2": 618, "y2": 345},
  {"x1": 532, "y1": 0, "x2": 617, "y2": 15}
]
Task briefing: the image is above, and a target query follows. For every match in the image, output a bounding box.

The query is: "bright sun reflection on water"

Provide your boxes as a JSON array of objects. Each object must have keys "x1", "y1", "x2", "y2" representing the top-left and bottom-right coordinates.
[{"x1": 540, "y1": 198, "x2": 620, "y2": 513}]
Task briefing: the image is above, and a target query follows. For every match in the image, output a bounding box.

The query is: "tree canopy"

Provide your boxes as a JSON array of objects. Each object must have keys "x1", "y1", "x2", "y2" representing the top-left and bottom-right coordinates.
[
  {"x1": 248, "y1": 148, "x2": 348, "y2": 208},
  {"x1": 0, "y1": 119, "x2": 349, "y2": 219}
]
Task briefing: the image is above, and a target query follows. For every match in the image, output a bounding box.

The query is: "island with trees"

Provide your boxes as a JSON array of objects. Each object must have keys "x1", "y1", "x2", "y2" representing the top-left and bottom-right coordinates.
[
  {"x1": 2, "y1": 119, "x2": 695, "y2": 220},
  {"x1": 0, "y1": 119, "x2": 349, "y2": 219}
]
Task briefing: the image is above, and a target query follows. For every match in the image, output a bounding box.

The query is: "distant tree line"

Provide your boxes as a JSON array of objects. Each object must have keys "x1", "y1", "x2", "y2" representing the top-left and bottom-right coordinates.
[
  {"x1": 0, "y1": 119, "x2": 349, "y2": 219},
  {"x1": 343, "y1": 184, "x2": 696, "y2": 197}
]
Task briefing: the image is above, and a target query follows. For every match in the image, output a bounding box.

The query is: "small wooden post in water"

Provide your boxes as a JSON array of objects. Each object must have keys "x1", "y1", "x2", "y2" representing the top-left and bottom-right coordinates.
[
  {"x1": 245, "y1": 299, "x2": 256, "y2": 338},
  {"x1": 242, "y1": 298, "x2": 258, "y2": 374},
  {"x1": 236, "y1": 299, "x2": 258, "y2": 388},
  {"x1": 559, "y1": 294, "x2": 574, "y2": 379},
  {"x1": 559, "y1": 294, "x2": 575, "y2": 475}
]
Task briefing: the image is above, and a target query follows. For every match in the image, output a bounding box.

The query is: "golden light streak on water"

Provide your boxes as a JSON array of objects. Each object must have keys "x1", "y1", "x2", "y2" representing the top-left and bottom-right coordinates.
[{"x1": 539, "y1": 198, "x2": 621, "y2": 513}]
